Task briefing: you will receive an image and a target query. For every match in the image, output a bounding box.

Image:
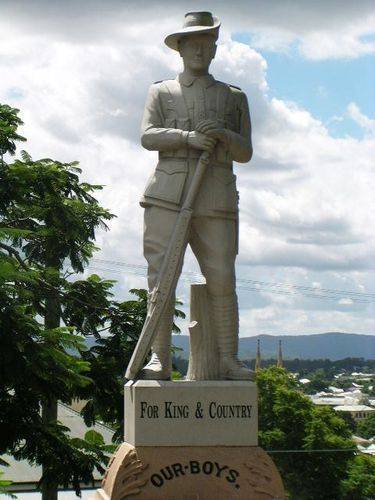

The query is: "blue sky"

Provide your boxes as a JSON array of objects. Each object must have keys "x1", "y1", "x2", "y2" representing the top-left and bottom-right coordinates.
[{"x1": 234, "y1": 33, "x2": 375, "y2": 139}]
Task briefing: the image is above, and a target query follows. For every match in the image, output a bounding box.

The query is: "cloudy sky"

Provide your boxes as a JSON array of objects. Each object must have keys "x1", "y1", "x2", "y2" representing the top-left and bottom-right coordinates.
[{"x1": 1, "y1": 0, "x2": 374, "y2": 337}]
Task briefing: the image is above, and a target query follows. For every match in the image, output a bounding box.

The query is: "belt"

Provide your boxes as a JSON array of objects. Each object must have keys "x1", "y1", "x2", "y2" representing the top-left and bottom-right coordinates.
[
  {"x1": 159, "y1": 149, "x2": 200, "y2": 159},
  {"x1": 159, "y1": 151, "x2": 233, "y2": 169}
]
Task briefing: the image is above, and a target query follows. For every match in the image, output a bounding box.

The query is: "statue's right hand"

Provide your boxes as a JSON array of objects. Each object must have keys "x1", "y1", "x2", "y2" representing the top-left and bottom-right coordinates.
[{"x1": 187, "y1": 131, "x2": 216, "y2": 151}]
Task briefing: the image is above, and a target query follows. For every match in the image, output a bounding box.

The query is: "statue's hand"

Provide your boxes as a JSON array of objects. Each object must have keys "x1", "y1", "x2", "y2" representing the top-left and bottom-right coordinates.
[
  {"x1": 187, "y1": 131, "x2": 216, "y2": 152},
  {"x1": 196, "y1": 119, "x2": 228, "y2": 145}
]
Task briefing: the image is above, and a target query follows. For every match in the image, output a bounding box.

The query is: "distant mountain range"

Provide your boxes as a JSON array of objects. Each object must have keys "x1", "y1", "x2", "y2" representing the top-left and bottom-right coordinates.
[{"x1": 172, "y1": 332, "x2": 375, "y2": 361}]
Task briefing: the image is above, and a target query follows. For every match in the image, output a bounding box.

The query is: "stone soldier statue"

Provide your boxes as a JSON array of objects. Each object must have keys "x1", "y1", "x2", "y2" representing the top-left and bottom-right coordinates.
[{"x1": 139, "y1": 11, "x2": 253, "y2": 380}]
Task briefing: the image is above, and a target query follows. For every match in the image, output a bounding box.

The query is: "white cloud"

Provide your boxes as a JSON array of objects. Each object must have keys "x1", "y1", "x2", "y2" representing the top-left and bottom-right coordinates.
[
  {"x1": 298, "y1": 21, "x2": 375, "y2": 60},
  {"x1": 338, "y1": 298, "x2": 354, "y2": 305},
  {"x1": 215, "y1": 37, "x2": 268, "y2": 92},
  {"x1": 1, "y1": 1, "x2": 375, "y2": 61},
  {"x1": 239, "y1": 3, "x2": 375, "y2": 60},
  {"x1": 240, "y1": 301, "x2": 375, "y2": 336},
  {"x1": 347, "y1": 102, "x2": 375, "y2": 136}
]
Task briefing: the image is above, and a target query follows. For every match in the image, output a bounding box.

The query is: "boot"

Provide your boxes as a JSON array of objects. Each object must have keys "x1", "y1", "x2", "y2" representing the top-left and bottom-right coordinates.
[
  {"x1": 139, "y1": 299, "x2": 174, "y2": 380},
  {"x1": 210, "y1": 293, "x2": 254, "y2": 380}
]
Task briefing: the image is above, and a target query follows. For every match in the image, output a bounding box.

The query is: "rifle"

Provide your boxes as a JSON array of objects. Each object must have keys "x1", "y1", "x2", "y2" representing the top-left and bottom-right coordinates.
[{"x1": 125, "y1": 150, "x2": 211, "y2": 380}]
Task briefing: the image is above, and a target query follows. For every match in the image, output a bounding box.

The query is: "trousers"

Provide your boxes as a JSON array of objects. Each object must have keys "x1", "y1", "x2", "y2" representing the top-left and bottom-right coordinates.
[
  {"x1": 144, "y1": 206, "x2": 237, "y2": 300},
  {"x1": 143, "y1": 205, "x2": 245, "y2": 377}
]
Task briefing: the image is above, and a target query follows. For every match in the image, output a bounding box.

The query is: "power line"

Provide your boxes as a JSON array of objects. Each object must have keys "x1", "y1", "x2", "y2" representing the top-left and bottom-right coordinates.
[
  {"x1": 266, "y1": 448, "x2": 357, "y2": 454},
  {"x1": 88, "y1": 259, "x2": 375, "y2": 304},
  {"x1": 87, "y1": 264, "x2": 375, "y2": 304},
  {"x1": 238, "y1": 278, "x2": 375, "y2": 299},
  {"x1": 92, "y1": 258, "x2": 375, "y2": 297}
]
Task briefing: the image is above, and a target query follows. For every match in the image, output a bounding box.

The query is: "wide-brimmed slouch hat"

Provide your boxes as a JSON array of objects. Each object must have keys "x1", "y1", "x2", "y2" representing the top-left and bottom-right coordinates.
[{"x1": 164, "y1": 11, "x2": 221, "y2": 51}]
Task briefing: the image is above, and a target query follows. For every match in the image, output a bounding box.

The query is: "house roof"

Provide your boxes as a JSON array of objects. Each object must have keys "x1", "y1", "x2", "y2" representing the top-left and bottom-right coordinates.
[
  {"x1": 358, "y1": 444, "x2": 375, "y2": 455},
  {"x1": 333, "y1": 405, "x2": 375, "y2": 412},
  {"x1": 352, "y1": 435, "x2": 374, "y2": 445}
]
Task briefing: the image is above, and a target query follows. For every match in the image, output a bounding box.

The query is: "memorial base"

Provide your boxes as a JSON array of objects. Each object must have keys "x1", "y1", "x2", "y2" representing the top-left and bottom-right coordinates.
[
  {"x1": 94, "y1": 380, "x2": 285, "y2": 499},
  {"x1": 93, "y1": 442, "x2": 285, "y2": 499}
]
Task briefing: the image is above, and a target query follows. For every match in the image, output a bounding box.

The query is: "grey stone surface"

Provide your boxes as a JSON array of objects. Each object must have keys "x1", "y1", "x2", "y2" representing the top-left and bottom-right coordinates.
[
  {"x1": 187, "y1": 283, "x2": 220, "y2": 380},
  {"x1": 124, "y1": 380, "x2": 258, "y2": 447},
  {"x1": 93, "y1": 443, "x2": 286, "y2": 500}
]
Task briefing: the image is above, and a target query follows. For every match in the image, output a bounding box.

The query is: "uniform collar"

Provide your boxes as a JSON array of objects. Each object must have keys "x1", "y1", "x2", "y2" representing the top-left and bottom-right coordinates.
[{"x1": 178, "y1": 72, "x2": 216, "y2": 88}]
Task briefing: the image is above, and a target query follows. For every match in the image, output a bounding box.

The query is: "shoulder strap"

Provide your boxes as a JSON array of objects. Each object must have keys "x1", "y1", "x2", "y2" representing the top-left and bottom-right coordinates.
[
  {"x1": 229, "y1": 83, "x2": 242, "y2": 91},
  {"x1": 162, "y1": 80, "x2": 189, "y2": 118}
]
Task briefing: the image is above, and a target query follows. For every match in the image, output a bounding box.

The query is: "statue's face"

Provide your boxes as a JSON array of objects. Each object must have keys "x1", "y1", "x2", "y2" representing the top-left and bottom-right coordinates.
[{"x1": 179, "y1": 33, "x2": 217, "y2": 72}]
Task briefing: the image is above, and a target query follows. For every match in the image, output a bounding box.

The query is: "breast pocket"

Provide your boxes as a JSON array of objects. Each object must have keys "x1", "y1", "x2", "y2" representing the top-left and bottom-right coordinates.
[
  {"x1": 143, "y1": 159, "x2": 188, "y2": 205},
  {"x1": 211, "y1": 168, "x2": 238, "y2": 213}
]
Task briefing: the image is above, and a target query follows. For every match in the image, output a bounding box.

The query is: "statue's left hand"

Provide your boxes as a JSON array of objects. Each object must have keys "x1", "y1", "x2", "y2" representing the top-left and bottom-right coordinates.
[{"x1": 196, "y1": 119, "x2": 227, "y2": 144}]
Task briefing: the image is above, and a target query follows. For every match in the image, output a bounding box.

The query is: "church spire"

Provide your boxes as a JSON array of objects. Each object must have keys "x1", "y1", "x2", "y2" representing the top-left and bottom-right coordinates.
[
  {"x1": 277, "y1": 339, "x2": 283, "y2": 368},
  {"x1": 255, "y1": 338, "x2": 261, "y2": 371}
]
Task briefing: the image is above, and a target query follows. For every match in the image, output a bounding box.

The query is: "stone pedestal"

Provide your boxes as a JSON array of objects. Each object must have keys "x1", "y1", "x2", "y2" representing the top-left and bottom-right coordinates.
[
  {"x1": 124, "y1": 380, "x2": 258, "y2": 446},
  {"x1": 94, "y1": 381, "x2": 285, "y2": 499}
]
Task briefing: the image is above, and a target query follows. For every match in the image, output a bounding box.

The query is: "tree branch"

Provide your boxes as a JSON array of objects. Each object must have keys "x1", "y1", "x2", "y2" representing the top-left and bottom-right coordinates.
[{"x1": 0, "y1": 241, "x2": 29, "y2": 270}]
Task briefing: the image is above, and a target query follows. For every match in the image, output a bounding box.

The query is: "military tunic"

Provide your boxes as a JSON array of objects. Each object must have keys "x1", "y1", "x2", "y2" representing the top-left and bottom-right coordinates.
[{"x1": 140, "y1": 72, "x2": 252, "y2": 220}]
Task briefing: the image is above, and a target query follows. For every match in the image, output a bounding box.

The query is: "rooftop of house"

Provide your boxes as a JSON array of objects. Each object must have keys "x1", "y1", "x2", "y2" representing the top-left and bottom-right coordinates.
[
  {"x1": 358, "y1": 444, "x2": 375, "y2": 455},
  {"x1": 352, "y1": 435, "x2": 374, "y2": 445},
  {"x1": 299, "y1": 378, "x2": 310, "y2": 384},
  {"x1": 333, "y1": 405, "x2": 375, "y2": 412}
]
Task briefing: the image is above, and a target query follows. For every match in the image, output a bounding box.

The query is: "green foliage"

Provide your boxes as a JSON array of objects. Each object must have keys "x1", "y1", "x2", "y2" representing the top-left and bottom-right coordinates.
[
  {"x1": 171, "y1": 296, "x2": 185, "y2": 333},
  {"x1": 340, "y1": 411, "x2": 357, "y2": 433},
  {"x1": 173, "y1": 355, "x2": 188, "y2": 375},
  {"x1": 84, "y1": 430, "x2": 105, "y2": 447},
  {"x1": 302, "y1": 368, "x2": 330, "y2": 394},
  {"x1": 257, "y1": 367, "x2": 355, "y2": 500},
  {"x1": 0, "y1": 471, "x2": 15, "y2": 498},
  {"x1": 0, "y1": 152, "x2": 114, "y2": 270},
  {"x1": 14, "y1": 419, "x2": 110, "y2": 496},
  {"x1": 303, "y1": 406, "x2": 354, "y2": 497},
  {"x1": 341, "y1": 455, "x2": 375, "y2": 499},
  {"x1": 0, "y1": 252, "x2": 109, "y2": 495},
  {"x1": 72, "y1": 287, "x2": 146, "y2": 440},
  {"x1": 357, "y1": 413, "x2": 375, "y2": 439},
  {"x1": 0, "y1": 104, "x2": 26, "y2": 158},
  {"x1": 172, "y1": 370, "x2": 183, "y2": 380},
  {"x1": 247, "y1": 357, "x2": 375, "y2": 376},
  {"x1": 257, "y1": 367, "x2": 313, "y2": 453},
  {"x1": 362, "y1": 380, "x2": 375, "y2": 397}
]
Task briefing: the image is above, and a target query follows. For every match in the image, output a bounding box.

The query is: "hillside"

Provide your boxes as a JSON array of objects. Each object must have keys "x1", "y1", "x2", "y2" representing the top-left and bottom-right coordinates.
[{"x1": 172, "y1": 332, "x2": 375, "y2": 361}]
